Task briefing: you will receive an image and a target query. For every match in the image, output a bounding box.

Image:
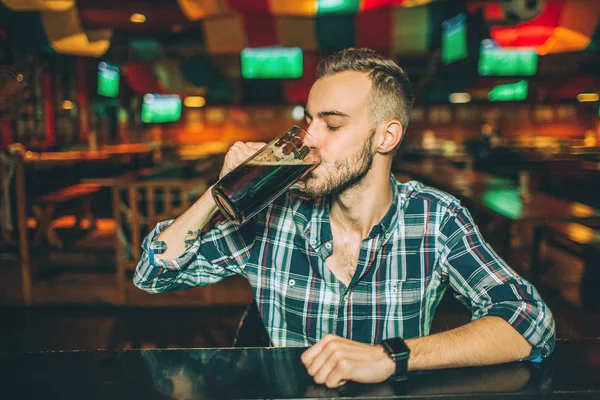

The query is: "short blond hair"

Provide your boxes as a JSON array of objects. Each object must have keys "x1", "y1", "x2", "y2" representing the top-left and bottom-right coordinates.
[{"x1": 316, "y1": 48, "x2": 414, "y2": 138}]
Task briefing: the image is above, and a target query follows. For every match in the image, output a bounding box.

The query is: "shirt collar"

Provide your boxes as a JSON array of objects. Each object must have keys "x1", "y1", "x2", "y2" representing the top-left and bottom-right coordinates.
[
  {"x1": 300, "y1": 196, "x2": 333, "y2": 249},
  {"x1": 299, "y1": 174, "x2": 405, "y2": 248}
]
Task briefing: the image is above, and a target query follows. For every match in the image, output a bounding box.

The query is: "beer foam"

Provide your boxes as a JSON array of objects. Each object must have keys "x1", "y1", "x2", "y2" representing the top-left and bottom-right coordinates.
[
  {"x1": 272, "y1": 144, "x2": 296, "y2": 162},
  {"x1": 251, "y1": 142, "x2": 315, "y2": 165},
  {"x1": 247, "y1": 159, "x2": 313, "y2": 166}
]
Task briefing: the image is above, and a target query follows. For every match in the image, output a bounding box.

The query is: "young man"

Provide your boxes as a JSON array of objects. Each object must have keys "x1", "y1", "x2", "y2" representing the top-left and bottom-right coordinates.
[{"x1": 134, "y1": 48, "x2": 555, "y2": 388}]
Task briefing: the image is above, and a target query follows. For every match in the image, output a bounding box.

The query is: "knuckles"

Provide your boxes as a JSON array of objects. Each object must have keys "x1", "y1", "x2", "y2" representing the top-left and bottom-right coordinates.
[
  {"x1": 323, "y1": 340, "x2": 340, "y2": 353},
  {"x1": 322, "y1": 334, "x2": 336, "y2": 342},
  {"x1": 337, "y1": 359, "x2": 351, "y2": 372}
]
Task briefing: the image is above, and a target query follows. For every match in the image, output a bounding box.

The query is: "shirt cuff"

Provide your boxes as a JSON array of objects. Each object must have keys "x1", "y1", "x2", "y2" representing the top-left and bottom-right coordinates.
[{"x1": 144, "y1": 220, "x2": 178, "y2": 269}]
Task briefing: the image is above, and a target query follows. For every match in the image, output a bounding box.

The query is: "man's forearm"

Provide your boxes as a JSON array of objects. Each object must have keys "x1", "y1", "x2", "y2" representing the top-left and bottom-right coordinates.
[
  {"x1": 156, "y1": 186, "x2": 219, "y2": 260},
  {"x1": 406, "y1": 316, "x2": 532, "y2": 371}
]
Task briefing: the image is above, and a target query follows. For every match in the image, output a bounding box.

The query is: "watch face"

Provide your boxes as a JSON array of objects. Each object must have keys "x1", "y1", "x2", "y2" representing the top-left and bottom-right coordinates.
[{"x1": 383, "y1": 338, "x2": 410, "y2": 358}]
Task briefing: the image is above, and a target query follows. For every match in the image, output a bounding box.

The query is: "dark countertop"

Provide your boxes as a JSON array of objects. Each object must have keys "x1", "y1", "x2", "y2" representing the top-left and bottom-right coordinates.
[{"x1": 1, "y1": 339, "x2": 599, "y2": 399}]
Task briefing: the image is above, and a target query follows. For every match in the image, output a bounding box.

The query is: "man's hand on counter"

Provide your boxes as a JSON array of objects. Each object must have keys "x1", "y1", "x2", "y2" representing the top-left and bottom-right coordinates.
[{"x1": 300, "y1": 334, "x2": 396, "y2": 388}]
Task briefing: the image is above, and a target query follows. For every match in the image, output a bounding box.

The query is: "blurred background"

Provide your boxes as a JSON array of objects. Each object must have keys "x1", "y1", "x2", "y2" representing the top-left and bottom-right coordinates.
[{"x1": 0, "y1": 0, "x2": 599, "y2": 352}]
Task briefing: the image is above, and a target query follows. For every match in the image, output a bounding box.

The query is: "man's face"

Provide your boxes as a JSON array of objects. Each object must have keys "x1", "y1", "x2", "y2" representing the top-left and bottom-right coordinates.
[{"x1": 301, "y1": 71, "x2": 377, "y2": 198}]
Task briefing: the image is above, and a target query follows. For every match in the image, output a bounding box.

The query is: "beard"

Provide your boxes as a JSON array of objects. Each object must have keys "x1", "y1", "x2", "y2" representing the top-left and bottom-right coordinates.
[{"x1": 302, "y1": 129, "x2": 375, "y2": 198}]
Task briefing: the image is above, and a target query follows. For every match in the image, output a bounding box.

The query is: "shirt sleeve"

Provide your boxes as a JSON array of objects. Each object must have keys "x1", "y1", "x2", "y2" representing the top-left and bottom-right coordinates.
[
  {"x1": 437, "y1": 201, "x2": 556, "y2": 361},
  {"x1": 133, "y1": 214, "x2": 256, "y2": 294}
]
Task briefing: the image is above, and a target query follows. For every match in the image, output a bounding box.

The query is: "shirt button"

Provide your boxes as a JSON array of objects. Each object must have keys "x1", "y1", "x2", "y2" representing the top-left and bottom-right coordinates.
[
  {"x1": 289, "y1": 279, "x2": 296, "y2": 287},
  {"x1": 325, "y1": 242, "x2": 332, "y2": 250}
]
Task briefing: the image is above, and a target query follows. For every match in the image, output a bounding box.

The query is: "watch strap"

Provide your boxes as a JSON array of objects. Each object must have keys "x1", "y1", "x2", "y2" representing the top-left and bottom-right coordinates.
[{"x1": 381, "y1": 337, "x2": 410, "y2": 380}]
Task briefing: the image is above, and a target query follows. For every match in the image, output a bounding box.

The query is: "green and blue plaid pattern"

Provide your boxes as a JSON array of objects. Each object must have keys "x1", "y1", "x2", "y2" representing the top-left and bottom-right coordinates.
[{"x1": 134, "y1": 175, "x2": 555, "y2": 360}]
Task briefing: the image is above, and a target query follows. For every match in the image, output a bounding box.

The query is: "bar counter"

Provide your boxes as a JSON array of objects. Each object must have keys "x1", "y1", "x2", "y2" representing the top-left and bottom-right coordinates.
[{"x1": 1, "y1": 339, "x2": 599, "y2": 399}]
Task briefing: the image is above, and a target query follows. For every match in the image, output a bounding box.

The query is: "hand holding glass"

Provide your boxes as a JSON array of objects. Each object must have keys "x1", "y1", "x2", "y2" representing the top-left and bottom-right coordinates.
[{"x1": 212, "y1": 126, "x2": 321, "y2": 225}]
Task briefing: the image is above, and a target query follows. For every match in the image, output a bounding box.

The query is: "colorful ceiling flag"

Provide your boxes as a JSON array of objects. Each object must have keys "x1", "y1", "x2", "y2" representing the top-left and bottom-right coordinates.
[
  {"x1": 356, "y1": 8, "x2": 393, "y2": 52},
  {"x1": 317, "y1": 0, "x2": 360, "y2": 15},
  {"x1": 469, "y1": 0, "x2": 600, "y2": 55},
  {"x1": 41, "y1": 6, "x2": 112, "y2": 57},
  {"x1": 1, "y1": 0, "x2": 74, "y2": 12},
  {"x1": 202, "y1": 13, "x2": 247, "y2": 54},
  {"x1": 196, "y1": 0, "x2": 443, "y2": 55},
  {"x1": 268, "y1": 0, "x2": 317, "y2": 16},
  {"x1": 276, "y1": 17, "x2": 319, "y2": 51},
  {"x1": 0, "y1": 2, "x2": 112, "y2": 57},
  {"x1": 177, "y1": 0, "x2": 230, "y2": 21}
]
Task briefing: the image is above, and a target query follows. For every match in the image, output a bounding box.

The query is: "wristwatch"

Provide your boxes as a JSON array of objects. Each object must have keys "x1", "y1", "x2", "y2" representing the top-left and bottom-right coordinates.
[{"x1": 381, "y1": 337, "x2": 411, "y2": 381}]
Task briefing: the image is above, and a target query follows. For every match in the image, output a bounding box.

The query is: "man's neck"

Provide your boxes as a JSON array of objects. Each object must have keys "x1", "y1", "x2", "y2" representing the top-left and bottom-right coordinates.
[{"x1": 329, "y1": 168, "x2": 393, "y2": 239}]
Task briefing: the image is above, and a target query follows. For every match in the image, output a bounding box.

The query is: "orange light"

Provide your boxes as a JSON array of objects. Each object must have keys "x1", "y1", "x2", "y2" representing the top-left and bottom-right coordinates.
[
  {"x1": 577, "y1": 93, "x2": 599, "y2": 102},
  {"x1": 184, "y1": 96, "x2": 206, "y2": 108},
  {"x1": 130, "y1": 13, "x2": 146, "y2": 24},
  {"x1": 449, "y1": 93, "x2": 471, "y2": 104}
]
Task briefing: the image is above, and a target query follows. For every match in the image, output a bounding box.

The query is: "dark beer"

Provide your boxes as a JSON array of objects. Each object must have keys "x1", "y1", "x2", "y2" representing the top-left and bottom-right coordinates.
[{"x1": 212, "y1": 160, "x2": 316, "y2": 225}]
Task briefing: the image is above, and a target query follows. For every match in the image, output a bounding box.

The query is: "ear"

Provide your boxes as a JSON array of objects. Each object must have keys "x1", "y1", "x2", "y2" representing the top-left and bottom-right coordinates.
[{"x1": 377, "y1": 121, "x2": 403, "y2": 154}]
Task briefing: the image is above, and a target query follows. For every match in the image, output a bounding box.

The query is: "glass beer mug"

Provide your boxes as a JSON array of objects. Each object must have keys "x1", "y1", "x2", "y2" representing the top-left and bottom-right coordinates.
[{"x1": 212, "y1": 126, "x2": 321, "y2": 225}]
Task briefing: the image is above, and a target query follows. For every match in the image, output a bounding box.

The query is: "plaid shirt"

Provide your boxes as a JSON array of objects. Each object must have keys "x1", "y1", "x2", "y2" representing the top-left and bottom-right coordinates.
[{"x1": 134, "y1": 176, "x2": 555, "y2": 360}]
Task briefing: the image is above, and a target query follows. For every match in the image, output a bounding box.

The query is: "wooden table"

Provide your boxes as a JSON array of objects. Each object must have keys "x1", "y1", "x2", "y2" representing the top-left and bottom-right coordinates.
[
  {"x1": 531, "y1": 222, "x2": 600, "y2": 310},
  {"x1": 22, "y1": 150, "x2": 109, "y2": 165},
  {"x1": 1, "y1": 339, "x2": 598, "y2": 399},
  {"x1": 396, "y1": 160, "x2": 600, "y2": 263},
  {"x1": 467, "y1": 186, "x2": 599, "y2": 222},
  {"x1": 100, "y1": 143, "x2": 161, "y2": 156},
  {"x1": 464, "y1": 186, "x2": 600, "y2": 261},
  {"x1": 21, "y1": 142, "x2": 162, "y2": 166},
  {"x1": 4, "y1": 144, "x2": 168, "y2": 303}
]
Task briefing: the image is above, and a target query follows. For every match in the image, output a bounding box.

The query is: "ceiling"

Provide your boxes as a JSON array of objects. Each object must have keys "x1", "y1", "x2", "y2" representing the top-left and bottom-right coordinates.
[
  {"x1": 79, "y1": 0, "x2": 193, "y2": 32},
  {"x1": 2, "y1": 0, "x2": 599, "y2": 103}
]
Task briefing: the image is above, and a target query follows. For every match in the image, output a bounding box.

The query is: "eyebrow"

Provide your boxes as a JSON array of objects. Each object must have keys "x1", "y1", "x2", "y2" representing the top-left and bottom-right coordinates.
[{"x1": 304, "y1": 109, "x2": 350, "y2": 119}]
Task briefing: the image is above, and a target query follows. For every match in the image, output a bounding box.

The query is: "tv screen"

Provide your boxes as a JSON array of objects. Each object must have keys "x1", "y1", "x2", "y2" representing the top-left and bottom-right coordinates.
[
  {"x1": 488, "y1": 80, "x2": 528, "y2": 102},
  {"x1": 141, "y1": 94, "x2": 182, "y2": 123},
  {"x1": 478, "y1": 40, "x2": 538, "y2": 76},
  {"x1": 241, "y1": 47, "x2": 303, "y2": 79},
  {"x1": 441, "y1": 13, "x2": 468, "y2": 65},
  {"x1": 97, "y1": 62, "x2": 120, "y2": 98}
]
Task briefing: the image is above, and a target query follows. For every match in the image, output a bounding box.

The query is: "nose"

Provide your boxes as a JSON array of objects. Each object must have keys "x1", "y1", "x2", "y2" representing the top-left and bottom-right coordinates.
[
  {"x1": 304, "y1": 129, "x2": 324, "y2": 165},
  {"x1": 306, "y1": 121, "x2": 315, "y2": 136},
  {"x1": 305, "y1": 122, "x2": 322, "y2": 148}
]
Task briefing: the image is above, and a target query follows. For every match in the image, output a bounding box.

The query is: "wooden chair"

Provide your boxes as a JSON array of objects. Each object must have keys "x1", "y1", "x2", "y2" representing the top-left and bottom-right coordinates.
[
  {"x1": 112, "y1": 178, "x2": 209, "y2": 303},
  {"x1": 1, "y1": 150, "x2": 104, "y2": 303},
  {"x1": 31, "y1": 184, "x2": 100, "y2": 248},
  {"x1": 0, "y1": 151, "x2": 32, "y2": 303}
]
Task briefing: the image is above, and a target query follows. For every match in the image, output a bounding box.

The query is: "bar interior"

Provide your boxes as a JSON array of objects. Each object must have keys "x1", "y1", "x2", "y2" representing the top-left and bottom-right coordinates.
[{"x1": 1, "y1": 0, "x2": 600, "y2": 398}]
